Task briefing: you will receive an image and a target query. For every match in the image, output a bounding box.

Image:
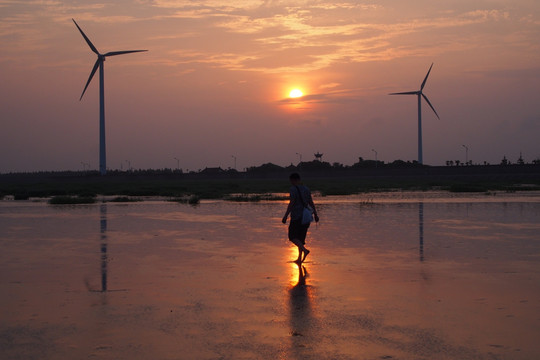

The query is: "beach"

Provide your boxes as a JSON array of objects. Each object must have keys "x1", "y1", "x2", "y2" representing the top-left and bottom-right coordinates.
[{"x1": 1, "y1": 192, "x2": 539, "y2": 359}]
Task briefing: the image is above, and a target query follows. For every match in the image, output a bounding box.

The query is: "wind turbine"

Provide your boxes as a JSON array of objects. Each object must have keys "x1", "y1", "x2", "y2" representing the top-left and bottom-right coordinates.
[
  {"x1": 73, "y1": 19, "x2": 147, "y2": 175},
  {"x1": 389, "y1": 63, "x2": 440, "y2": 165}
]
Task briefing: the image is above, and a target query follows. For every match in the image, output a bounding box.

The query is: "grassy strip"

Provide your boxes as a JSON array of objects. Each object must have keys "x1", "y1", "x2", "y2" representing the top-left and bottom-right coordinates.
[
  {"x1": 168, "y1": 195, "x2": 201, "y2": 205},
  {"x1": 108, "y1": 196, "x2": 143, "y2": 203},
  {"x1": 2, "y1": 173, "x2": 539, "y2": 200},
  {"x1": 49, "y1": 196, "x2": 96, "y2": 204},
  {"x1": 224, "y1": 193, "x2": 290, "y2": 202}
]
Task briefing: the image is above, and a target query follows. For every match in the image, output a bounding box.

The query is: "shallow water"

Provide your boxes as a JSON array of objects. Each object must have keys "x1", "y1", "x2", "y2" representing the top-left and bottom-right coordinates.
[{"x1": 1, "y1": 192, "x2": 539, "y2": 359}]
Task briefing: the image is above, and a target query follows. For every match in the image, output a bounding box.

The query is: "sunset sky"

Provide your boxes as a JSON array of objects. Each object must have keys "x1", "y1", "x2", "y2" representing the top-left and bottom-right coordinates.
[{"x1": 1, "y1": 0, "x2": 539, "y2": 172}]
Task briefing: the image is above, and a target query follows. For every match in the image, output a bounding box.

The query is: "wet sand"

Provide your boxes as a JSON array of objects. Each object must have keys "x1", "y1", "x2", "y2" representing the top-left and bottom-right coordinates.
[{"x1": 1, "y1": 192, "x2": 539, "y2": 359}]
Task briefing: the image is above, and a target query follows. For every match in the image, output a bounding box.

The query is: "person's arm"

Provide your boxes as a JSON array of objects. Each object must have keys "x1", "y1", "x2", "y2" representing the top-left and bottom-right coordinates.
[
  {"x1": 307, "y1": 194, "x2": 319, "y2": 223},
  {"x1": 282, "y1": 192, "x2": 296, "y2": 223}
]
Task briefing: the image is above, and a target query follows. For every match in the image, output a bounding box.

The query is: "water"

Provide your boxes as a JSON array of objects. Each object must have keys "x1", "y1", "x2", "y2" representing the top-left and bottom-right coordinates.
[{"x1": 1, "y1": 192, "x2": 539, "y2": 359}]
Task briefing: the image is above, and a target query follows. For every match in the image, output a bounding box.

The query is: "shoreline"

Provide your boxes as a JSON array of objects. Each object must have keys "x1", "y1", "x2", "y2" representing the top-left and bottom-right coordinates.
[{"x1": 3, "y1": 189, "x2": 540, "y2": 206}]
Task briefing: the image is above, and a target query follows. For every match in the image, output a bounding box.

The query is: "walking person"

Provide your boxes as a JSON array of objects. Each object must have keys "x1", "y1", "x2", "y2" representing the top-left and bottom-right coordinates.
[{"x1": 282, "y1": 173, "x2": 319, "y2": 263}]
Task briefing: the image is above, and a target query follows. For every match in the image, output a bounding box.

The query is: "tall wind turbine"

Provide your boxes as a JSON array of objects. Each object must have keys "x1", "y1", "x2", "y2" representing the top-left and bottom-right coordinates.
[
  {"x1": 389, "y1": 63, "x2": 440, "y2": 165},
  {"x1": 73, "y1": 19, "x2": 147, "y2": 175}
]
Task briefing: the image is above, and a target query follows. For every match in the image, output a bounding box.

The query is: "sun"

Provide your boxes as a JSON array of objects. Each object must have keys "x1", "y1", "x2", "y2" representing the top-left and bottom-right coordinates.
[{"x1": 289, "y1": 89, "x2": 303, "y2": 98}]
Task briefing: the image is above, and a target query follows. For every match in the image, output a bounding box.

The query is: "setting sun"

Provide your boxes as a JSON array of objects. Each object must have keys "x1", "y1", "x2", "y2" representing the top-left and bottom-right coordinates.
[{"x1": 289, "y1": 89, "x2": 303, "y2": 98}]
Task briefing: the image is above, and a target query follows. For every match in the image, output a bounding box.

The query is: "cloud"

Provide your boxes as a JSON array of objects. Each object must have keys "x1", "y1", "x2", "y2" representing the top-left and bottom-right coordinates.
[
  {"x1": 278, "y1": 86, "x2": 362, "y2": 105},
  {"x1": 138, "y1": 3, "x2": 523, "y2": 74},
  {"x1": 467, "y1": 67, "x2": 540, "y2": 79},
  {"x1": 1, "y1": 1, "x2": 529, "y2": 75},
  {"x1": 151, "y1": 0, "x2": 260, "y2": 9},
  {"x1": 319, "y1": 82, "x2": 341, "y2": 89}
]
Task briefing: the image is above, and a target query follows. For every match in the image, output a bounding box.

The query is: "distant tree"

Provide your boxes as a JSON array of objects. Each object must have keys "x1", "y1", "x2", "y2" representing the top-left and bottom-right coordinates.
[
  {"x1": 455, "y1": 160, "x2": 461, "y2": 166},
  {"x1": 299, "y1": 160, "x2": 333, "y2": 171},
  {"x1": 246, "y1": 162, "x2": 284, "y2": 174},
  {"x1": 352, "y1": 159, "x2": 378, "y2": 168},
  {"x1": 225, "y1": 168, "x2": 239, "y2": 175},
  {"x1": 500, "y1": 156, "x2": 509, "y2": 166},
  {"x1": 285, "y1": 163, "x2": 297, "y2": 172},
  {"x1": 388, "y1": 160, "x2": 411, "y2": 168},
  {"x1": 200, "y1": 167, "x2": 225, "y2": 175}
]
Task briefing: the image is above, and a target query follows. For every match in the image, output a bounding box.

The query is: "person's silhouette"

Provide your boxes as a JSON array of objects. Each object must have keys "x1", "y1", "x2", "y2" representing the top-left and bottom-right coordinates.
[{"x1": 282, "y1": 173, "x2": 319, "y2": 263}]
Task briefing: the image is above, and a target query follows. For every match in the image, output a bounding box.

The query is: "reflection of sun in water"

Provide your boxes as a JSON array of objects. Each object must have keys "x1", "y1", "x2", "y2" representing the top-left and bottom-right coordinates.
[
  {"x1": 288, "y1": 246, "x2": 299, "y2": 286},
  {"x1": 289, "y1": 89, "x2": 303, "y2": 98}
]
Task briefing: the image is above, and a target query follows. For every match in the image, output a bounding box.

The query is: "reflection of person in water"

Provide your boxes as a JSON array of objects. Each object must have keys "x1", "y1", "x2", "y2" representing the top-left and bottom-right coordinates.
[
  {"x1": 289, "y1": 262, "x2": 311, "y2": 337},
  {"x1": 282, "y1": 173, "x2": 319, "y2": 263}
]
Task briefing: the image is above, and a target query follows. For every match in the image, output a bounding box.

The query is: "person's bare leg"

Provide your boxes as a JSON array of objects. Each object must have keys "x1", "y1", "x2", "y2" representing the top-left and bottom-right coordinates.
[
  {"x1": 301, "y1": 248, "x2": 310, "y2": 262},
  {"x1": 295, "y1": 247, "x2": 303, "y2": 263},
  {"x1": 292, "y1": 238, "x2": 309, "y2": 263}
]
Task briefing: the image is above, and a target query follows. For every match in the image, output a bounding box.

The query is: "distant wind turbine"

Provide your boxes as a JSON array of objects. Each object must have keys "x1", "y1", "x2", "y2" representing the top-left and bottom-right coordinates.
[
  {"x1": 73, "y1": 19, "x2": 147, "y2": 175},
  {"x1": 389, "y1": 63, "x2": 440, "y2": 165}
]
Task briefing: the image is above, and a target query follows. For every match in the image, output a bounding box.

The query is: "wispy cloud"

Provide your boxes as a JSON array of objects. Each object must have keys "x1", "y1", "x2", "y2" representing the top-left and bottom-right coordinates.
[
  {"x1": 141, "y1": 2, "x2": 521, "y2": 74},
  {"x1": 278, "y1": 87, "x2": 362, "y2": 105},
  {"x1": 0, "y1": 0, "x2": 536, "y2": 76}
]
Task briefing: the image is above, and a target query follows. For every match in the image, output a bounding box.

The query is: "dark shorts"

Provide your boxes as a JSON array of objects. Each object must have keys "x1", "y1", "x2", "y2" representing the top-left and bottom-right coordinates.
[{"x1": 288, "y1": 219, "x2": 310, "y2": 245}]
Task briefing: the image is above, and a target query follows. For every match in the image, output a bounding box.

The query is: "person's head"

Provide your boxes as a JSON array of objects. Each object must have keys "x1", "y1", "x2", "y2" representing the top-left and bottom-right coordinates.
[{"x1": 289, "y1": 172, "x2": 301, "y2": 185}]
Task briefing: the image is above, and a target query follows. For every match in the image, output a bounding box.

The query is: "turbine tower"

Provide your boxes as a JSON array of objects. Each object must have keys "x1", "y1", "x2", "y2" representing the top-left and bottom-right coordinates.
[
  {"x1": 389, "y1": 63, "x2": 440, "y2": 165},
  {"x1": 73, "y1": 19, "x2": 147, "y2": 175}
]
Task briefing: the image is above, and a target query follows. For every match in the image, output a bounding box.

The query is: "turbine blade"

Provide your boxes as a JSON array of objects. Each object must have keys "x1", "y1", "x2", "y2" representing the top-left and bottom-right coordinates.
[
  {"x1": 389, "y1": 91, "x2": 419, "y2": 95},
  {"x1": 80, "y1": 59, "x2": 101, "y2": 100},
  {"x1": 422, "y1": 93, "x2": 440, "y2": 119},
  {"x1": 420, "y1": 63, "x2": 434, "y2": 90},
  {"x1": 104, "y1": 50, "x2": 148, "y2": 57},
  {"x1": 72, "y1": 19, "x2": 100, "y2": 55}
]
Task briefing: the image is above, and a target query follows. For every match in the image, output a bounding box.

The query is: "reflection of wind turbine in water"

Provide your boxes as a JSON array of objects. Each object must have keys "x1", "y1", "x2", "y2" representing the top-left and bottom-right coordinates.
[
  {"x1": 389, "y1": 63, "x2": 440, "y2": 165},
  {"x1": 418, "y1": 202, "x2": 431, "y2": 283},
  {"x1": 100, "y1": 203, "x2": 108, "y2": 291},
  {"x1": 84, "y1": 203, "x2": 110, "y2": 293},
  {"x1": 419, "y1": 202, "x2": 424, "y2": 262},
  {"x1": 84, "y1": 204, "x2": 127, "y2": 294},
  {"x1": 73, "y1": 19, "x2": 147, "y2": 176}
]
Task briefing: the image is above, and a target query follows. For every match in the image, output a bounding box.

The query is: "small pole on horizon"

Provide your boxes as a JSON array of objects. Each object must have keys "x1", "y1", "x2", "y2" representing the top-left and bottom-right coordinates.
[
  {"x1": 372, "y1": 149, "x2": 378, "y2": 168},
  {"x1": 231, "y1": 155, "x2": 237, "y2": 170},
  {"x1": 174, "y1": 157, "x2": 180, "y2": 171},
  {"x1": 462, "y1": 145, "x2": 469, "y2": 165}
]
